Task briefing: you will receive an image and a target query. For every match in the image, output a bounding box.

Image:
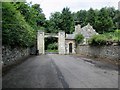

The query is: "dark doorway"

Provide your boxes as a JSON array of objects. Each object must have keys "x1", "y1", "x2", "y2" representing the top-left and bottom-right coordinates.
[{"x1": 69, "y1": 43, "x2": 72, "y2": 53}]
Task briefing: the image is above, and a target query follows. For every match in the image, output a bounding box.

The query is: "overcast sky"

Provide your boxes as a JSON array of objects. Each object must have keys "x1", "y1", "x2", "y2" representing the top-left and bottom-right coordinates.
[{"x1": 26, "y1": 0, "x2": 119, "y2": 19}]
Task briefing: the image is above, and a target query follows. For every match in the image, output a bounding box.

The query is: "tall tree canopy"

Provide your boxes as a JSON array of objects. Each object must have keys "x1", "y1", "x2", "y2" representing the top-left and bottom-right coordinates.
[
  {"x1": 73, "y1": 7, "x2": 118, "y2": 34},
  {"x1": 46, "y1": 7, "x2": 74, "y2": 34},
  {"x1": 2, "y1": 2, "x2": 47, "y2": 47},
  {"x1": 46, "y1": 12, "x2": 62, "y2": 33},
  {"x1": 85, "y1": 8, "x2": 97, "y2": 29},
  {"x1": 73, "y1": 10, "x2": 87, "y2": 27},
  {"x1": 61, "y1": 7, "x2": 74, "y2": 34},
  {"x1": 2, "y1": 2, "x2": 36, "y2": 47},
  {"x1": 95, "y1": 8, "x2": 114, "y2": 33},
  {"x1": 13, "y1": 2, "x2": 46, "y2": 30},
  {"x1": 47, "y1": 7, "x2": 118, "y2": 34}
]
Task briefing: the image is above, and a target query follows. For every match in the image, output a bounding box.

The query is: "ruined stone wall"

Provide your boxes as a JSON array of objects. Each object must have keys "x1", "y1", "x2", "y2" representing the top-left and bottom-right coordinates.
[
  {"x1": 2, "y1": 46, "x2": 30, "y2": 67},
  {"x1": 76, "y1": 45, "x2": 120, "y2": 60}
]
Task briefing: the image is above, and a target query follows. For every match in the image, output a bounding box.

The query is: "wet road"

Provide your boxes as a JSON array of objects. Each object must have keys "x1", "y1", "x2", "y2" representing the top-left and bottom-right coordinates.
[{"x1": 2, "y1": 54, "x2": 118, "y2": 88}]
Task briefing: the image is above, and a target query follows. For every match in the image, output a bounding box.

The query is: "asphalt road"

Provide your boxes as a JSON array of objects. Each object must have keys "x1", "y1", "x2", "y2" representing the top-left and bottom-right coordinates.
[{"x1": 2, "y1": 54, "x2": 118, "y2": 88}]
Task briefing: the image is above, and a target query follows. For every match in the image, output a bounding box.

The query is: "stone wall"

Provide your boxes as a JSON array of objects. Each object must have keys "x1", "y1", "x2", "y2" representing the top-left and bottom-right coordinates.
[
  {"x1": 2, "y1": 46, "x2": 30, "y2": 67},
  {"x1": 76, "y1": 45, "x2": 120, "y2": 60}
]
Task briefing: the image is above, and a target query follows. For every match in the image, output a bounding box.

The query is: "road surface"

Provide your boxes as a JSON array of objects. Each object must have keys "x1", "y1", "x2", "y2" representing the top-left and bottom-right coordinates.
[{"x1": 2, "y1": 54, "x2": 118, "y2": 88}]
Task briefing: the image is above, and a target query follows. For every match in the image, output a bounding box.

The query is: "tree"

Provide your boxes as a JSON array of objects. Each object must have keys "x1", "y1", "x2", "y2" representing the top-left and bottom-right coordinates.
[
  {"x1": 107, "y1": 7, "x2": 116, "y2": 19},
  {"x1": 61, "y1": 7, "x2": 74, "y2": 34},
  {"x1": 2, "y1": 2, "x2": 36, "y2": 47},
  {"x1": 32, "y1": 4, "x2": 46, "y2": 27},
  {"x1": 74, "y1": 10, "x2": 87, "y2": 27},
  {"x1": 95, "y1": 8, "x2": 114, "y2": 33},
  {"x1": 47, "y1": 12, "x2": 62, "y2": 33},
  {"x1": 85, "y1": 8, "x2": 97, "y2": 28},
  {"x1": 13, "y1": 2, "x2": 46, "y2": 30},
  {"x1": 114, "y1": 10, "x2": 120, "y2": 29}
]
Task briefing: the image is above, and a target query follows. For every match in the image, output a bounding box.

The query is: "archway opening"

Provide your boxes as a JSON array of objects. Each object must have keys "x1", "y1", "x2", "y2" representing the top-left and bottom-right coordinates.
[
  {"x1": 69, "y1": 43, "x2": 72, "y2": 53},
  {"x1": 45, "y1": 37, "x2": 58, "y2": 54}
]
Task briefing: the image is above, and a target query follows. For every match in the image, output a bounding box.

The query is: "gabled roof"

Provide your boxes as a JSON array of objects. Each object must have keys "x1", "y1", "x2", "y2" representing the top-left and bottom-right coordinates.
[{"x1": 74, "y1": 23, "x2": 98, "y2": 38}]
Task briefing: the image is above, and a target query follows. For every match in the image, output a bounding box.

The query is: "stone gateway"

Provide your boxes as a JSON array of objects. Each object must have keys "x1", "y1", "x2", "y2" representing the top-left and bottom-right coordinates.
[{"x1": 37, "y1": 23, "x2": 98, "y2": 54}]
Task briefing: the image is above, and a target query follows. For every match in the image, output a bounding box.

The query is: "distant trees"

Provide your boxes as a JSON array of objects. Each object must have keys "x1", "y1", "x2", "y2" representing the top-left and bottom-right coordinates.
[
  {"x1": 94, "y1": 8, "x2": 114, "y2": 33},
  {"x1": 73, "y1": 10, "x2": 87, "y2": 27},
  {"x1": 85, "y1": 8, "x2": 97, "y2": 28},
  {"x1": 46, "y1": 12, "x2": 62, "y2": 33},
  {"x1": 46, "y1": 7, "x2": 74, "y2": 34},
  {"x1": 61, "y1": 7, "x2": 74, "y2": 34},
  {"x1": 74, "y1": 7, "x2": 118, "y2": 34},
  {"x1": 47, "y1": 7, "x2": 118, "y2": 34},
  {"x1": 114, "y1": 10, "x2": 120, "y2": 29}
]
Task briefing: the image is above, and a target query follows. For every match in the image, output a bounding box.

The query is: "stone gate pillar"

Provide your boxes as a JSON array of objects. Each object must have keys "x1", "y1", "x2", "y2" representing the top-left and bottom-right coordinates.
[
  {"x1": 58, "y1": 31, "x2": 65, "y2": 54},
  {"x1": 37, "y1": 30, "x2": 45, "y2": 54}
]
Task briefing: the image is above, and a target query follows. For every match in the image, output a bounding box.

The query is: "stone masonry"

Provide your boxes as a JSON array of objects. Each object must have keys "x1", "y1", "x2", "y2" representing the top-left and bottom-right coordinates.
[
  {"x1": 2, "y1": 46, "x2": 30, "y2": 67},
  {"x1": 37, "y1": 23, "x2": 98, "y2": 54},
  {"x1": 77, "y1": 45, "x2": 120, "y2": 60},
  {"x1": 37, "y1": 31, "x2": 66, "y2": 54}
]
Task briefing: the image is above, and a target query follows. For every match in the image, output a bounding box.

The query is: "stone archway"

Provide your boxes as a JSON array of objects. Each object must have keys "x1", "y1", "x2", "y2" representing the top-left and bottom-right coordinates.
[{"x1": 37, "y1": 30, "x2": 65, "y2": 54}]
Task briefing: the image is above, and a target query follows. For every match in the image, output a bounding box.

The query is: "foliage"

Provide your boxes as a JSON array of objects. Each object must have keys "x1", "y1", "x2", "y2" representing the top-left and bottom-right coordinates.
[
  {"x1": 73, "y1": 10, "x2": 87, "y2": 27},
  {"x1": 2, "y1": 2, "x2": 36, "y2": 47},
  {"x1": 61, "y1": 7, "x2": 74, "y2": 34},
  {"x1": 47, "y1": 7, "x2": 74, "y2": 34},
  {"x1": 73, "y1": 7, "x2": 118, "y2": 34},
  {"x1": 95, "y1": 8, "x2": 114, "y2": 33},
  {"x1": 47, "y1": 42, "x2": 58, "y2": 50},
  {"x1": 85, "y1": 8, "x2": 97, "y2": 28},
  {"x1": 114, "y1": 10, "x2": 120, "y2": 29},
  {"x1": 46, "y1": 12, "x2": 62, "y2": 33},
  {"x1": 2, "y1": 1, "x2": 119, "y2": 49},
  {"x1": 45, "y1": 37, "x2": 58, "y2": 50},
  {"x1": 13, "y1": 2, "x2": 46, "y2": 30},
  {"x1": 75, "y1": 34, "x2": 84, "y2": 44},
  {"x1": 88, "y1": 30, "x2": 120, "y2": 45},
  {"x1": 47, "y1": 7, "x2": 118, "y2": 34},
  {"x1": 88, "y1": 35, "x2": 106, "y2": 45}
]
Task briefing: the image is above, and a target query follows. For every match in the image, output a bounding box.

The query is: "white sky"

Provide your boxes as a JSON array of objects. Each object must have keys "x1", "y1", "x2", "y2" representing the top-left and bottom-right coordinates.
[{"x1": 26, "y1": 0, "x2": 119, "y2": 19}]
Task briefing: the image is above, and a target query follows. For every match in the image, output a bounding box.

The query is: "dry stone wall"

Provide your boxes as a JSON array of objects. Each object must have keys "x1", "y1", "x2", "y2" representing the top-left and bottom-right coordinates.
[
  {"x1": 76, "y1": 45, "x2": 120, "y2": 60},
  {"x1": 2, "y1": 46, "x2": 30, "y2": 67}
]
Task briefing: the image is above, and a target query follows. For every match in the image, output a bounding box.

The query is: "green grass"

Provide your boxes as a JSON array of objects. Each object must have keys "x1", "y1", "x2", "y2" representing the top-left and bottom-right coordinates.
[{"x1": 46, "y1": 49, "x2": 58, "y2": 52}]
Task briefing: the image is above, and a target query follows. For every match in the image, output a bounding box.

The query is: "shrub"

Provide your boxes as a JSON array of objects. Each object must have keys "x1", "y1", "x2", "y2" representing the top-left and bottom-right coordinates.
[
  {"x1": 75, "y1": 34, "x2": 84, "y2": 44},
  {"x1": 88, "y1": 29, "x2": 120, "y2": 45},
  {"x1": 88, "y1": 35, "x2": 106, "y2": 45}
]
